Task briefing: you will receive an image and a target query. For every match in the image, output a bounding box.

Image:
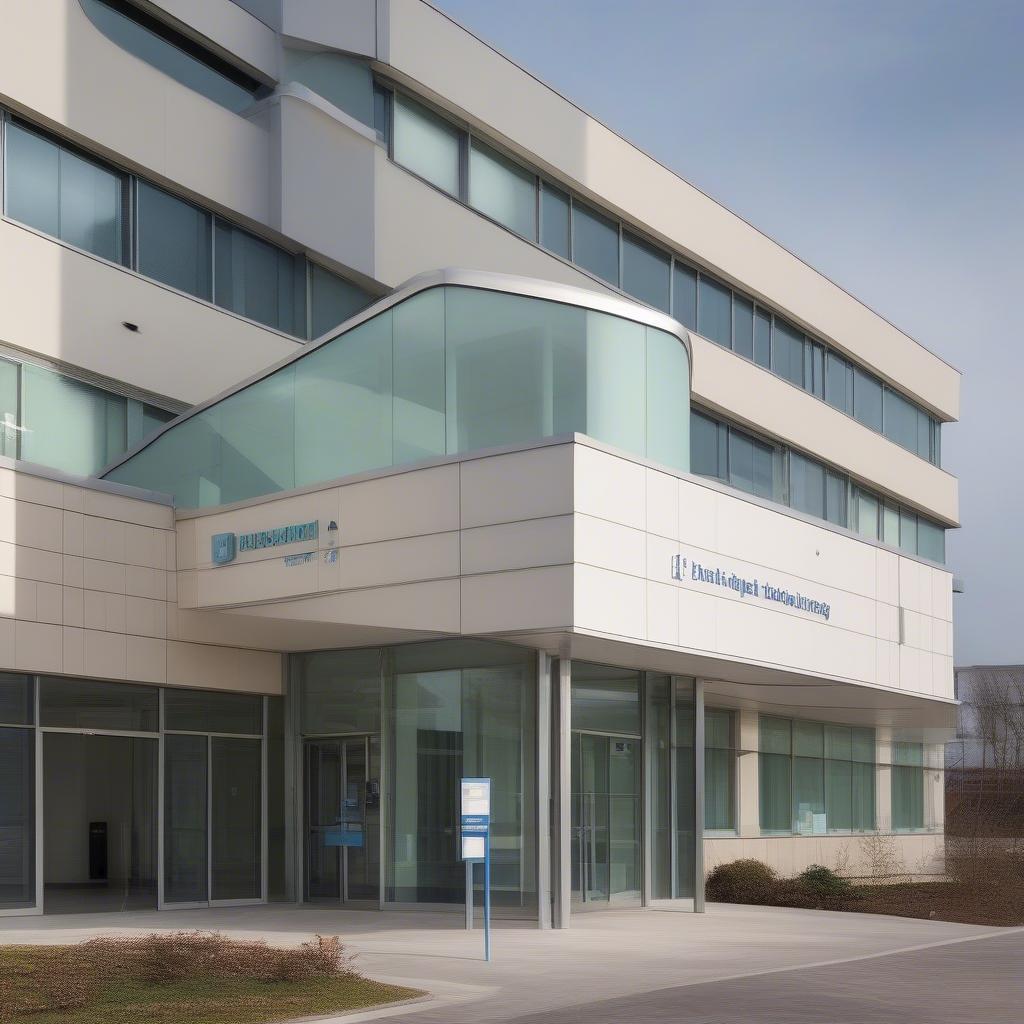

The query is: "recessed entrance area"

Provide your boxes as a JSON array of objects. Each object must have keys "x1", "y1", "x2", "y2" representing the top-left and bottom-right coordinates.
[{"x1": 42, "y1": 732, "x2": 157, "y2": 914}]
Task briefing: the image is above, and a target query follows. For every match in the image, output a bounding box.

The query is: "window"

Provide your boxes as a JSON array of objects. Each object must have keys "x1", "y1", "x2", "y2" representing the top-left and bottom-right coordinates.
[
  {"x1": 733, "y1": 297, "x2": 753, "y2": 360},
  {"x1": 697, "y1": 275, "x2": 731, "y2": 347},
  {"x1": 808, "y1": 343, "x2": 825, "y2": 399},
  {"x1": 622, "y1": 233, "x2": 670, "y2": 312},
  {"x1": 540, "y1": 182, "x2": 571, "y2": 259},
  {"x1": 891, "y1": 741, "x2": 925, "y2": 831},
  {"x1": 39, "y1": 676, "x2": 158, "y2": 731},
  {"x1": 392, "y1": 94, "x2": 463, "y2": 197},
  {"x1": 214, "y1": 220, "x2": 306, "y2": 335},
  {"x1": 825, "y1": 470, "x2": 848, "y2": 528},
  {"x1": 789, "y1": 451, "x2": 825, "y2": 519},
  {"x1": 759, "y1": 717, "x2": 792, "y2": 833},
  {"x1": 853, "y1": 368, "x2": 883, "y2": 432},
  {"x1": 309, "y1": 262, "x2": 372, "y2": 338},
  {"x1": 825, "y1": 352, "x2": 853, "y2": 414},
  {"x1": 918, "y1": 518, "x2": 945, "y2": 562},
  {"x1": 883, "y1": 387, "x2": 918, "y2": 453},
  {"x1": 761, "y1": 715, "x2": 876, "y2": 834},
  {"x1": 283, "y1": 48, "x2": 374, "y2": 128},
  {"x1": 672, "y1": 263, "x2": 697, "y2": 330},
  {"x1": 853, "y1": 487, "x2": 880, "y2": 540},
  {"x1": 372, "y1": 81, "x2": 391, "y2": 142},
  {"x1": 469, "y1": 140, "x2": 537, "y2": 239},
  {"x1": 136, "y1": 182, "x2": 211, "y2": 300},
  {"x1": 164, "y1": 689, "x2": 263, "y2": 734},
  {"x1": 571, "y1": 200, "x2": 619, "y2": 285},
  {"x1": 704, "y1": 709, "x2": 735, "y2": 831},
  {"x1": 753, "y1": 307, "x2": 771, "y2": 368},
  {"x1": 728, "y1": 430, "x2": 774, "y2": 499},
  {"x1": 81, "y1": 0, "x2": 266, "y2": 113},
  {"x1": 772, "y1": 318, "x2": 805, "y2": 387},
  {"x1": 691, "y1": 411, "x2": 725, "y2": 479},
  {"x1": 4, "y1": 121, "x2": 126, "y2": 264}
]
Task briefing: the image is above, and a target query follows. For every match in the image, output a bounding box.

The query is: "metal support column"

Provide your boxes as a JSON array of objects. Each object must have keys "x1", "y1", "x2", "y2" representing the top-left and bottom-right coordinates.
[
  {"x1": 694, "y1": 678, "x2": 706, "y2": 913},
  {"x1": 552, "y1": 657, "x2": 572, "y2": 929},
  {"x1": 536, "y1": 652, "x2": 553, "y2": 929}
]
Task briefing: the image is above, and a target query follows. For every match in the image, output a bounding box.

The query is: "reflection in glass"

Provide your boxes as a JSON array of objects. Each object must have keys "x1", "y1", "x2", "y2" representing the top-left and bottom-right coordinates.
[
  {"x1": 164, "y1": 733, "x2": 208, "y2": 903},
  {"x1": 211, "y1": 737, "x2": 262, "y2": 900}
]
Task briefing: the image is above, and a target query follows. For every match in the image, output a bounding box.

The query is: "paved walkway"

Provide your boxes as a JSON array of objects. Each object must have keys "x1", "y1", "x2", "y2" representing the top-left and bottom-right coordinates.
[{"x1": 1, "y1": 903, "x2": 1018, "y2": 1022}]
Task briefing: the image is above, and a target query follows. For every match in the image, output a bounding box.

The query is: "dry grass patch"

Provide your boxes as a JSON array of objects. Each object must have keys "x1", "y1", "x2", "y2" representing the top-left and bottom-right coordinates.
[{"x1": 0, "y1": 931, "x2": 422, "y2": 1024}]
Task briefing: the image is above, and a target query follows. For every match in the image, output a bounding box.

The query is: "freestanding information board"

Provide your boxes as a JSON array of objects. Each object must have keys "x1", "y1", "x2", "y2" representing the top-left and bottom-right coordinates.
[{"x1": 460, "y1": 777, "x2": 491, "y2": 961}]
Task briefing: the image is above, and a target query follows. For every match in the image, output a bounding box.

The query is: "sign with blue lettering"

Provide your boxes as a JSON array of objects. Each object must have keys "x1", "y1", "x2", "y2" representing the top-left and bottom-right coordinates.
[
  {"x1": 460, "y1": 778, "x2": 490, "y2": 861},
  {"x1": 671, "y1": 553, "x2": 832, "y2": 622},
  {"x1": 210, "y1": 521, "x2": 319, "y2": 567},
  {"x1": 324, "y1": 825, "x2": 364, "y2": 848}
]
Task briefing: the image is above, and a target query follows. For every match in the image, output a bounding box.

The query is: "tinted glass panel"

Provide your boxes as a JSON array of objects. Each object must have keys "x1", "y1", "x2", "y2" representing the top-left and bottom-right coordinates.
[
  {"x1": 645, "y1": 327, "x2": 690, "y2": 469},
  {"x1": 825, "y1": 470, "x2": 848, "y2": 527},
  {"x1": 733, "y1": 297, "x2": 753, "y2": 360},
  {"x1": 622, "y1": 233, "x2": 670, "y2": 312},
  {"x1": 753, "y1": 308, "x2": 771, "y2": 368},
  {"x1": 283, "y1": 48, "x2": 374, "y2": 126},
  {"x1": 469, "y1": 141, "x2": 536, "y2": 239},
  {"x1": 0, "y1": 360, "x2": 17, "y2": 460},
  {"x1": 918, "y1": 519, "x2": 945, "y2": 562},
  {"x1": 211, "y1": 737, "x2": 262, "y2": 900},
  {"x1": 165, "y1": 689, "x2": 263, "y2": 734},
  {"x1": 729, "y1": 430, "x2": 773, "y2": 499},
  {"x1": 164, "y1": 733, "x2": 208, "y2": 903},
  {"x1": 137, "y1": 182, "x2": 211, "y2": 300},
  {"x1": 883, "y1": 388, "x2": 918, "y2": 451},
  {"x1": 40, "y1": 677, "x2": 158, "y2": 731},
  {"x1": 572, "y1": 201, "x2": 619, "y2": 284},
  {"x1": 310, "y1": 263, "x2": 372, "y2": 338},
  {"x1": 393, "y1": 94, "x2": 462, "y2": 197},
  {"x1": 214, "y1": 220, "x2": 305, "y2": 335},
  {"x1": 825, "y1": 352, "x2": 852, "y2": 414},
  {"x1": 899, "y1": 509, "x2": 918, "y2": 554},
  {"x1": 853, "y1": 488, "x2": 879, "y2": 540},
  {"x1": 0, "y1": 674, "x2": 32, "y2": 726},
  {"x1": 691, "y1": 411, "x2": 724, "y2": 478},
  {"x1": 882, "y1": 503, "x2": 900, "y2": 546},
  {"x1": 772, "y1": 319, "x2": 805, "y2": 387},
  {"x1": 21, "y1": 364, "x2": 128, "y2": 476},
  {"x1": 540, "y1": 182, "x2": 571, "y2": 258},
  {"x1": 298, "y1": 648, "x2": 382, "y2": 735},
  {"x1": 672, "y1": 264, "x2": 697, "y2": 330},
  {"x1": 789, "y1": 452, "x2": 825, "y2": 519},
  {"x1": 697, "y1": 276, "x2": 731, "y2": 347},
  {"x1": 0, "y1": 727, "x2": 35, "y2": 907},
  {"x1": 571, "y1": 663, "x2": 640, "y2": 735},
  {"x1": 59, "y1": 147, "x2": 124, "y2": 263},
  {"x1": 853, "y1": 369, "x2": 883, "y2": 432},
  {"x1": 4, "y1": 123, "x2": 60, "y2": 237}
]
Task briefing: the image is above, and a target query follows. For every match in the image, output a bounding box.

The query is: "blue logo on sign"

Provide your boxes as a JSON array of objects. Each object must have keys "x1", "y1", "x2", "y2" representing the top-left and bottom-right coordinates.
[{"x1": 212, "y1": 532, "x2": 236, "y2": 566}]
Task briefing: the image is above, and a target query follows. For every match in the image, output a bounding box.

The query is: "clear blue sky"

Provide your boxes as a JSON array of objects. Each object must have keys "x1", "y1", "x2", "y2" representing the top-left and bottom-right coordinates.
[{"x1": 437, "y1": 0, "x2": 1024, "y2": 666}]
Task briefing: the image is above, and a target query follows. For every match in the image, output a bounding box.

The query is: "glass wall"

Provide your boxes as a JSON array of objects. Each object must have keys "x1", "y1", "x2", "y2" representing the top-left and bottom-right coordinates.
[
  {"x1": 691, "y1": 407, "x2": 947, "y2": 563},
  {"x1": 704, "y1": 709, "x2": 735, "y2": 832},
  {"x1": 379, "y1": 84, "x2": 944, "y2": 466},
  {"x1": 1, "y1": 112, "x2": 373, "y2": 340},
  {"x1": 759, "y1": 716, "x2": 876, "y2": 834},
  {"x1": 891, "y1": 741, "x2": 925, "y2": 831},
  {"x1": 107, "y1": 284, "x2": 691, "y2": 508},
  {"x1": 390, "y1": 642, "x2": 536, "y2": 909}
]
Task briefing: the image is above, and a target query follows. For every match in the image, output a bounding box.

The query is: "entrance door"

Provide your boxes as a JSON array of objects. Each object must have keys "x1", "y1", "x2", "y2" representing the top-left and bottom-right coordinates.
[
  {"x1": 305, "y1": 737, "x2": 378, "y2": 903},
  {"x1": 571, "y1": 733, "x2": 641, "y2": 905}
]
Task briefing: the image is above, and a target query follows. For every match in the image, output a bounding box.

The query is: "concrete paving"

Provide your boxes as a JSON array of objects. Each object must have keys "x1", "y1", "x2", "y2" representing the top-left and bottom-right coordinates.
[{"x1": 0, "y1": 903, "x2": 1016, "y2": 1023}]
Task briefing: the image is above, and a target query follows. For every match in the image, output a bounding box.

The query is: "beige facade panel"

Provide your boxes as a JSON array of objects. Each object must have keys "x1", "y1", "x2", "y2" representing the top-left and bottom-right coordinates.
[
  {"x1": 0, "y1": 221, "x2": 300, "y2": 406},
  {"x1": 0, "y1": 0, "x2": 271, "y2": 227},
  {"x1": 176, "y1": 438, "x2": 954, "y2": 704},
  {"x1": 281, "y1": 0, "x2": 377, "y2": 58},
  {"x1": 380, "y1": 0, "x2": 959, "y2": 419}
]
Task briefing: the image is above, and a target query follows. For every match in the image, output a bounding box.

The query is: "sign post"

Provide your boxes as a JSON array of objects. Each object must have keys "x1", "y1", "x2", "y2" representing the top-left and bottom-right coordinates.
[{"x1": 460, "y1": 777, "x2": 491, "y2": 962}]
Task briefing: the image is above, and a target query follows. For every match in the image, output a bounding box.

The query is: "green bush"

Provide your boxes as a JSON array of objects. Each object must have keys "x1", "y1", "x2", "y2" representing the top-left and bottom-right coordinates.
[
  {"x1": 705, "y1": 859, "x2": 778, "y2": 904},
  {"x1": 790, "y1": 864, "x2": 857, "y2": 908}
]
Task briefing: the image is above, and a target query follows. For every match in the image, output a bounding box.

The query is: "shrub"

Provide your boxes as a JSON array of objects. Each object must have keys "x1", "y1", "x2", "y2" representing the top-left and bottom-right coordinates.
[
  {"x1": 705, "y1": 859, "x2": 778, "y2": 904},
  {"x1": 791, "y1": 864, "x2": 857, "y2": 908}
]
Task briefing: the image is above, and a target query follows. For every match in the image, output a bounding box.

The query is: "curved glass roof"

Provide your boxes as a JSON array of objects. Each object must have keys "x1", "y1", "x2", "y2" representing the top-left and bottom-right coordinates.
[{"x1": 103, "y1": 270, "x2": 692, "y2": 508}]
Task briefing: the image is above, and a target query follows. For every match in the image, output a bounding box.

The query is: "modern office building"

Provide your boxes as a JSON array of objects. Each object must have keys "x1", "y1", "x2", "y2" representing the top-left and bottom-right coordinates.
[{"x1": 0, "y1": 0, "x2": 958, "y2": 922}]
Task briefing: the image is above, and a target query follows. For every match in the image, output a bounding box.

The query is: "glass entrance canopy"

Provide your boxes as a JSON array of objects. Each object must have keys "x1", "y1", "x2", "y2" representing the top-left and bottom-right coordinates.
[{"x1": 103, "y1": 270, "x2": 692, "y2": 508}]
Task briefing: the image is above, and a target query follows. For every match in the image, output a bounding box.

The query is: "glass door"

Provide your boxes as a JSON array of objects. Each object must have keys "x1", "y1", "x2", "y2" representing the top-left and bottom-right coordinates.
[
  {"x1": 571, "y1": 733, "x2": 641, "y2": 905},
  {"x1": 305, "y1": 737, "x2": 378, "y2": 903}
]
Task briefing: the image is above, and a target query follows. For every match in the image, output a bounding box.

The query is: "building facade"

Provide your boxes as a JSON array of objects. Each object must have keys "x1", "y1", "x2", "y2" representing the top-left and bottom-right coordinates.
[{"x1": 0, "y1": 0, "x2": 957, "y2": 921}]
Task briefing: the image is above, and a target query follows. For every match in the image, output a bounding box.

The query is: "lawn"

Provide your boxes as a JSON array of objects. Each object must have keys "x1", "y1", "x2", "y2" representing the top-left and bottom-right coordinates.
[{"x1": 0, "y1": 934, "x2": 423, "y2": 1024}]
